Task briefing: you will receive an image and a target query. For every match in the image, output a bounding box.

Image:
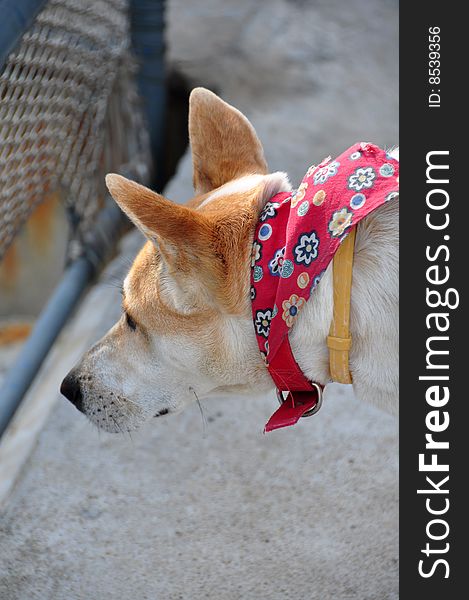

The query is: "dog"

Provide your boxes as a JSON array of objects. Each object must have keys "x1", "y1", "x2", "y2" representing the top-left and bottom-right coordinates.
[{"x1": 61, "y1": 87, "x2": 398, "y2": 433}]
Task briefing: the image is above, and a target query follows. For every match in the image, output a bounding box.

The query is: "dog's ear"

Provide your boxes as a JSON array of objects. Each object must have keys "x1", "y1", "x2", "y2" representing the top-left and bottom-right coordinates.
[
  {"x1": 106, "y1": 173, "x2": 258, "y2": 313},
  {"x1": 189, "y1": 88, "x2": 268, "y2": 194},
  {"x1": 105, "y1": 174, "x2": 212, "y2": 265}
]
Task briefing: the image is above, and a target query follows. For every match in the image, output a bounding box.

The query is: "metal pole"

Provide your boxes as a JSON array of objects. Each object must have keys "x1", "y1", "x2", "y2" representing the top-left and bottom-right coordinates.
[{"x1": 130, "y1": 0, "x2": 167, "y2": 190}]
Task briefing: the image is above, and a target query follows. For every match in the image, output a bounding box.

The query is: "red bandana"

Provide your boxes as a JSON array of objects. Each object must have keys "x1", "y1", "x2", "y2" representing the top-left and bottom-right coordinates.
[{"x1": 250, "y1": 142, "x2": 399, "y2": 432}]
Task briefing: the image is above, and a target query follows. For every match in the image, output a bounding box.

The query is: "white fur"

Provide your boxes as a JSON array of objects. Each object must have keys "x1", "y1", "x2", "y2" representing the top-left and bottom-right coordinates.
[
  {"x1": 258, "y1": 171, "x2": 292, "y2": 204},
  {"x1": 199, "y1": 172, "x2": 291, "y2": 208},
  {"x1": 199, "y1": 175, "x2": 264, "y2": 207}
]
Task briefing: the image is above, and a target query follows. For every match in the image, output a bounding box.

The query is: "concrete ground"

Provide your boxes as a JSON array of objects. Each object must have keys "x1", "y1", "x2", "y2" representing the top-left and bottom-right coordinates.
[{"x1": 0, "y1": 1, "x2": 398, "y2": 598}]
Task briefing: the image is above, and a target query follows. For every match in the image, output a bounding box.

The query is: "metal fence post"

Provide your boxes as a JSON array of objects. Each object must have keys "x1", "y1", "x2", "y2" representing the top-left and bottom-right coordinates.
[{"x1": 130, "y1": 0, "x2": 167, "y2": 189}]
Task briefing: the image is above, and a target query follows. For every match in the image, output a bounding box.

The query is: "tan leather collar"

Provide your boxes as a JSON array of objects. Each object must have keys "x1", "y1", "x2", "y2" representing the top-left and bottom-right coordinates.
[{"x1": 327, "y1": 227, "x2": 356, "y2": 384}]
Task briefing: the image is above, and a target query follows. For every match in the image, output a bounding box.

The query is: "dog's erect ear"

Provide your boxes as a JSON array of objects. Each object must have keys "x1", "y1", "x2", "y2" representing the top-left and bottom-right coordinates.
[
  {"x1": 106, "y1": 173, "x2": 259, "y2": 313},
  {"x1": 189, "y1": 88, "x2": 268, "y2": 194},
  {"x1": 105, "y1": 174, "x2": 211, "y2": 263}
]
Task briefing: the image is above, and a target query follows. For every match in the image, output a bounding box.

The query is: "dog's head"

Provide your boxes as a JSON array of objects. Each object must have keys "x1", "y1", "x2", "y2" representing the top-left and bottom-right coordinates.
[{"x1": 61, "y1": 88, "x2": 291, "y2": 432}]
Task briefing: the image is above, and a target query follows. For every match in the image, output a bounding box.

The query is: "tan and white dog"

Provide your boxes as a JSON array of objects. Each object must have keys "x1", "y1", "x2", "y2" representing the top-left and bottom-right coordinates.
[{"x1": 61, "y1": 88, "x2": 398, "y2": 433}]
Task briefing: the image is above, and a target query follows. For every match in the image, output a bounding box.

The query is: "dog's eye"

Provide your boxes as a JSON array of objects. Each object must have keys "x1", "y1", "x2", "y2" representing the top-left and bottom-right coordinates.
[{"x1": 125, "y1": 312, "x2": 137, "y2": 331}]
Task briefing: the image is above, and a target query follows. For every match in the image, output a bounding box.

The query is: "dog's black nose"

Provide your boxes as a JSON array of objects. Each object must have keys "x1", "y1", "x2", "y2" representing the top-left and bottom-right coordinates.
[{"x1": 60, "y1": 372, "x2": 83, "y2": 412}]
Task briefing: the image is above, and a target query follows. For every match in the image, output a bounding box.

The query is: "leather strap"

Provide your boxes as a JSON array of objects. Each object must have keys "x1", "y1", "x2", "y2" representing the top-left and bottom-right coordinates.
[{"x1": 327, "y1": 227, "x2": 356, "y2": 384}]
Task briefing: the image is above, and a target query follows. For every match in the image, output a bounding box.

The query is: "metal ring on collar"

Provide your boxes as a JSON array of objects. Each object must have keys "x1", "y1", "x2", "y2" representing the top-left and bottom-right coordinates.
[
  {"x1": 301, "y1": 383, "x2": 323, "y2": 417},
  {"x1": 276, "y1": 383, "x2": 323, "y2": 418}
]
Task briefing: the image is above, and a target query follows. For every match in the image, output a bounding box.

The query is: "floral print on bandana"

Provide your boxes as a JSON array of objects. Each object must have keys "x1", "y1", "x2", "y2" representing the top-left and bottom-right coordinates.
[
  {"x1": 258, "y1": 223, "x2": 272, "y2": 241},
  {"x1": 350, "y1": 193, "x2": 366, "y2": 209},
  {"x1": 328, "y1": 207, "x2": 353, "y2": 238},
  {"x1": 313, "y1": 161, "x2": 340, "y2": 185},
  {"x1": 260, "y1": 201, "x2": 280, "y2": 222},
  {"x1": 348, "y1": 166, "x2": 376, "y2": 191},
  {"x1": 297, "y1": 272, "x2": 310, "y2": 289},
  {"x1": 268, "y1": 246, "x2": 286, "y2": 276},
  {"x1": 290, "y1": 182, "x2": 309, "y2": 208},
  {"x1": 313, "y1": 190, "x2": 326, "y2": 206},
  {"x1": 255, "y1": 309, "x2": 273, "y2": 338},
  {"x1": 280, "y1": 259, "x2": 294, "y2": 278},
  {"x1": 250, "y1": 142, "x2": 399, "y2": 383},
  {"x1": 253, "y1": 265, "x2": 263, "y2": 282},
  {"x1": 282, "y1": 294, "x2": 306, "y2": 327},
  {"x1": 294, "y1": 231, "x2": 319, "y2": 265},
  {"x1": 379, "y1": 163, "x2": 395, "y2": 177}
]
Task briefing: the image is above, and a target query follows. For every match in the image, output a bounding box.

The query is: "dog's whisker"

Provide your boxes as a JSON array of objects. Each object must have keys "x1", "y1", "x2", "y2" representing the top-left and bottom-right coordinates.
[
  {"x1": 110, "y1": 413, "x2": 125, "y2": 436},
  {"x1": 111, "y1": 397, "x2": 141, "y2": 442},
  {"x1": 113, "y1": 394, "x2": 142, "y2": 416},
  {"x1": 103, "y1": 279, "x2": 125, "y2": 291},
  {"x1": 190, "y1": 387, "x2": 207, "y2": 437},
  {"x1": 102, "y1": 403, "x2": 119, "y2": 435}
]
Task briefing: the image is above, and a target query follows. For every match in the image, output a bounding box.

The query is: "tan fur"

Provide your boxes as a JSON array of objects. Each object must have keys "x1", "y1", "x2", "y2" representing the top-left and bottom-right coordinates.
[
  {"x1": 189, "y1": 88, "x2": 268, "y2": 193},
  {"x1": 108, "y1": 175, "x2": 263, "y2": 315}
]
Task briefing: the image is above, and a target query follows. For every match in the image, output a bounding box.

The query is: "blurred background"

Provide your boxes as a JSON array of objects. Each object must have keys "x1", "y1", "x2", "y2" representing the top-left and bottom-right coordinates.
[{"x1": 0, "y1": 1, "x2": 398, "y2": 598}]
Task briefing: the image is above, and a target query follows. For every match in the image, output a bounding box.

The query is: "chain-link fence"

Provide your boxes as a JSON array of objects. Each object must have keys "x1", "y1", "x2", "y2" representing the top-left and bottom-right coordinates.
[{"x1": 0, "y1": 0, "x2": 151, "y2": 263}]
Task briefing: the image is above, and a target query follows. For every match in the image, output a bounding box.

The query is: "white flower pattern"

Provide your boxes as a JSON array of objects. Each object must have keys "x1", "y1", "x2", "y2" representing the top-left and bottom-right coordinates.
[
  {"x1": 260, "y1": 202, "x2": 280, "y2": 222},
  {"x1": 268, "y1": 246, "x2": 286, "y2": 276},
  {"x1": 348, "y1": 166, "x2": 376, "y2": 191},
  {"x1": 293, "y1": 231, "x2": 319, "y2": 265},
  {"x1": 313, "y1": 161, "x2": 340, "y2": 185},
  {"x1": 255, "y1": 309, "x2": 273, "y2": 338}
]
